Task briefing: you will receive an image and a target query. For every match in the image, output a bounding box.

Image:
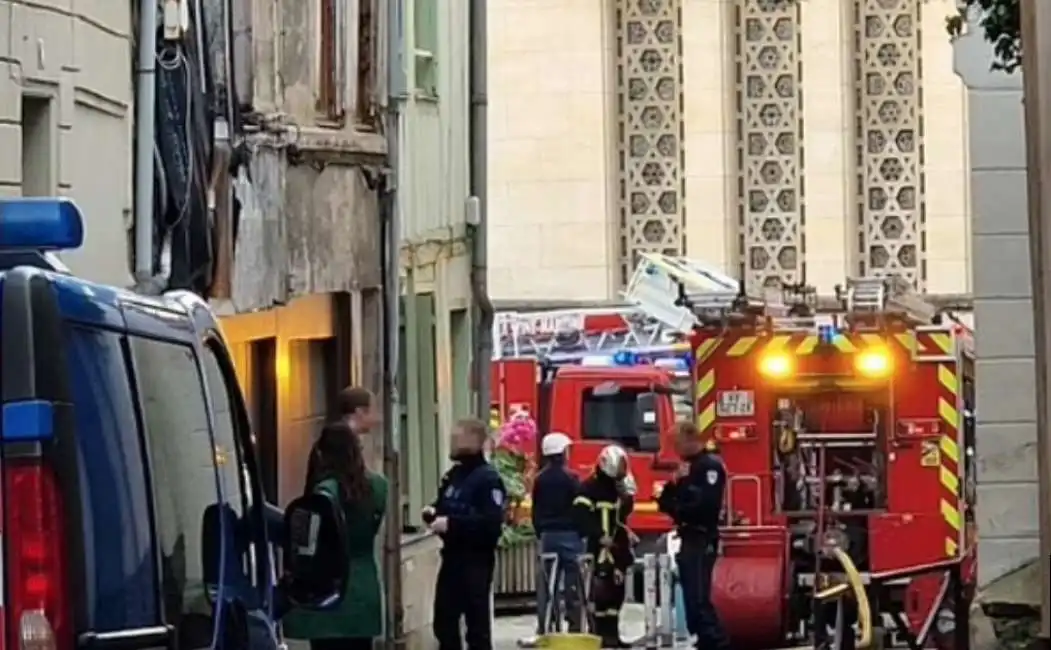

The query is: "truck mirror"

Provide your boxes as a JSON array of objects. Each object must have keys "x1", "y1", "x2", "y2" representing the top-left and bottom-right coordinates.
[{"x1": 636, "y1": 392, "x2": 661, "y2": 452}]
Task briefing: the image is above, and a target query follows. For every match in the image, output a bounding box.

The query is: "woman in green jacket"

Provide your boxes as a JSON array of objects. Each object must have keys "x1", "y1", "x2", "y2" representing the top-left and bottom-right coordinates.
[{"x1": 283, "y1": 419, "x2": 388, "y2": 650}]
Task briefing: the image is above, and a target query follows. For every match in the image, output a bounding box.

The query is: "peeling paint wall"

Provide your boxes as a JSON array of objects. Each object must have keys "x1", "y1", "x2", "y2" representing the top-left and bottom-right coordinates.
[
  {"x1": 228, "y1": 0, "x2": 386, "y2": 312},
  {"x1": 283, "y1": 161, "x2": 382, "y2": 294}
]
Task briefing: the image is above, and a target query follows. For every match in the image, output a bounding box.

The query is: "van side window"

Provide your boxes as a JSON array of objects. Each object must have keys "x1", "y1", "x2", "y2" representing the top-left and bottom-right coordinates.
[
  {"x1": 66, "y1": 326, "x2": 156, "y2": 631},
  {"x1": 129, "y1": 337, "x2": 218, "y2": 650},
  {"x1": 581, "y1": 386, "x2": 646, "y2": 450},
  {"x1": 201, "y1": 342, "x2": 261, "y2": 594}
]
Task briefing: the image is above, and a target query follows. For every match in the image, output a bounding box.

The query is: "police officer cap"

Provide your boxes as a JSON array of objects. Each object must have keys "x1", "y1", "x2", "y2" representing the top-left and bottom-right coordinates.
[{"x1": 541, "y1": 432, "x2": 573, "y2": 456}]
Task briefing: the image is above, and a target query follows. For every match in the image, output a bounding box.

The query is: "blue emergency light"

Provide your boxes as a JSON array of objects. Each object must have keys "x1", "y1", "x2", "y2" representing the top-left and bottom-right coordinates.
[
  {"x1": 612, "y1": 350, "x2": 637, "y2": 365},
  {"x1": 0, "y1": 198, "x2": 85, "y2": 251},
  {"x1": 818, "y1": 324, "x2": 836, "y2": 344}
]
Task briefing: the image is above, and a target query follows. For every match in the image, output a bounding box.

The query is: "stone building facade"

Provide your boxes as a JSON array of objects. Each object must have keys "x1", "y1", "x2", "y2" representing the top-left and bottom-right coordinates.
[
  {"x1": 487, "y1": 0, "x2": 970, "y2": 302},
  {"x1": 0, "y1": 1, "x2": 133, "y2": 287}
]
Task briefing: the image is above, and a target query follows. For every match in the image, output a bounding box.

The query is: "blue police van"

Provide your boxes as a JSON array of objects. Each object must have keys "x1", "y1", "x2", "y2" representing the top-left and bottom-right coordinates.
[{"x1": 0, "y1": 198, "x2": 344, "y2": 650}]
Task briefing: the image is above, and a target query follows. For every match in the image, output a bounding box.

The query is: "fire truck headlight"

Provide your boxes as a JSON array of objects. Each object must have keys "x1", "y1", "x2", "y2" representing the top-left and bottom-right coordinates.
[
  {"x1": 855, "y1": 348, "x2": 892, "y2": 378},
  {"x1": 759, "y1": 353, "x2": 793, "y2": 379}
]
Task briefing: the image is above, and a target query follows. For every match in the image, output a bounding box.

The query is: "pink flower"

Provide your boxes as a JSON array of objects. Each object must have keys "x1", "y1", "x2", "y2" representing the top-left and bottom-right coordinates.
[{"x1": 498, "y1": 414, "x2": 537, "y2": 452}]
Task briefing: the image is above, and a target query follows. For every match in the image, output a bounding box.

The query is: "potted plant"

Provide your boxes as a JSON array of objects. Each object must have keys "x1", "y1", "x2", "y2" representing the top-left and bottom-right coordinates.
[
  {"x1": 491, "y1": 413, "x2": 540, "y2": 601},
  {"x1": 491, "y1": 413, "x2": 537, "y2": 547}
]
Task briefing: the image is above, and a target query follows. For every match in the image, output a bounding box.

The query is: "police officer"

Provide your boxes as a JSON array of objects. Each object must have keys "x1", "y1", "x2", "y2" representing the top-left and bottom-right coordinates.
[
  {"x1": 532, "y1": 432, "x2": 585, "y2": 633},
  {"x1": 573, "y1": 445, "x2": 635, "y2": 648},
  {"x1": 424, "y1": 418, "x2": 507, "y2": 650},
  {"x1": 657, "y1": 421, "x2": 730, "y2": 650}
]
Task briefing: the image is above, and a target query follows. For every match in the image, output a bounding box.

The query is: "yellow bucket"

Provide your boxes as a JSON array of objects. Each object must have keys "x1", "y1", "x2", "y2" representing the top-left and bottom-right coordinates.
[{"x1": 537, "y1": 633, "x2": 602, "y2": 650}]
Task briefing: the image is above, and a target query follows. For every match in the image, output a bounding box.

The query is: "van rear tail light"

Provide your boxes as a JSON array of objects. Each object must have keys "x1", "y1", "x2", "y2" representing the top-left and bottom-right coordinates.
[{"x1": 3, "y1": 461, "x2": 69, "y2": 650}]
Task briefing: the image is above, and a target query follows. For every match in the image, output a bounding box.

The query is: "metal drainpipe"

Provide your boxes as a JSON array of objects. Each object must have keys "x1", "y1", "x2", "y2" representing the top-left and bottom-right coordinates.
[
  {"x1": 382, "y1": 0, "x2": 406, "y2": 647},
  {"x1": 133, "y1": 0, "x2": 159, "y2": 283},
  {"x1": 469, "y1": 0, "x2": 494, "y2": 419}
]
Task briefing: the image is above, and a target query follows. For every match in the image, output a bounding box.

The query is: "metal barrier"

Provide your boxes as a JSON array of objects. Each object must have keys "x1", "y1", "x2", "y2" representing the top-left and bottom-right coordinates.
[{"x1": 523, "y1": 551, "x2": 680, "y2": 648}]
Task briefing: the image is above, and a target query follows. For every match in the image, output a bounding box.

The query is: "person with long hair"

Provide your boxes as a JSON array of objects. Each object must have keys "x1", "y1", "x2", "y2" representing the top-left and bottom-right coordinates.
[{"x1": 283, "y1": 414, "x2": 388, "y2": 650}]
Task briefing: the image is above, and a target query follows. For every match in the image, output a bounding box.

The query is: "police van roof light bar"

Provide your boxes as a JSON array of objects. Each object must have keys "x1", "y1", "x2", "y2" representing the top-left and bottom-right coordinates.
[{"x1": 0, "y1": 198, "x2": 85, "y2": 251}]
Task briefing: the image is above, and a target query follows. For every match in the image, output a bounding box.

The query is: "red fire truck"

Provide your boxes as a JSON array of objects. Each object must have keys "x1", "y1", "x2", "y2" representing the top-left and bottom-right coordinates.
[
  {"x1": 624, "y1": 253, "x2": 976, "y2": 650},
  {"x1": 490, "y1": 308, "x2": 691, "y2": 542}
]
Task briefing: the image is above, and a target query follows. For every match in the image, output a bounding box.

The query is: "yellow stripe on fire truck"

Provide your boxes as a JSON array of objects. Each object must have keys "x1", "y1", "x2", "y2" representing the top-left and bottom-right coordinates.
[
  {"x1": 693, "y1": 338, "x2": 722, "y2": 433},
  {"x1": 936, "y1": 362, "x2": 962, "y2": 557}
]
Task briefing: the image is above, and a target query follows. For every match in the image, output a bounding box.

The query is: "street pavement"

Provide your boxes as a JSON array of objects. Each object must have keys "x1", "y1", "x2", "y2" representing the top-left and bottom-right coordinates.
[{"x1": 493, "y1": 604, "x2": 650, "y2": 650}]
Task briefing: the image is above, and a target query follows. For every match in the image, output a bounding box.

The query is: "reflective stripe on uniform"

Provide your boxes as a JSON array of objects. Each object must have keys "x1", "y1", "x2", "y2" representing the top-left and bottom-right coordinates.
[{"x1": 573, "y1": 496, "x2": 594, "y2": 508}]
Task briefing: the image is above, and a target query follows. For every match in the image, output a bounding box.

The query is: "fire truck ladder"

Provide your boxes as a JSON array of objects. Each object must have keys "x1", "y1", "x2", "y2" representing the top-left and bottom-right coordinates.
[
  {"x1": 493, "y1": 306, "x2": 674, "y2": 359},
  {"x1": 623, "y1": 252, "x2": 784, "y2": 332},
  {"x1": 838, "y1": 276, "x2": 938, "y2": 325}
]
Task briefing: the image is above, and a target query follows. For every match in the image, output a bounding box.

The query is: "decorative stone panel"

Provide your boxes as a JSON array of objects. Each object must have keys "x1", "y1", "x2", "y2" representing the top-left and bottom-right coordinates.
[
  {"x1": 615, "y1": 0, "x2": 687, "y2": 286},
  {"x1": 854, "y1": 0, "x2": 926, "y2": 288},
  {"x1": 734, "y1": 0, "x2": 805, "y2": 291}
]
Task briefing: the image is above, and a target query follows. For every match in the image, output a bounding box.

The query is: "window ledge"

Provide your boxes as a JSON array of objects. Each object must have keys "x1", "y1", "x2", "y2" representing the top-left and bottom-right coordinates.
[{"x1": 290, "y1": 126, "x2": 387, "y2": 159}]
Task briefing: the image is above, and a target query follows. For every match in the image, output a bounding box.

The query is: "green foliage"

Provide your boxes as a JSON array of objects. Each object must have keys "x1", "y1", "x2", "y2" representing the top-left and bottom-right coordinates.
[
  {"x1": 491, "y1": 447, "x2": 536, "y2": 548},
  {"x1": 491, "y1": 448, "x2": 528, "y2": 501},
  {"x1": 946, "y1": 0, "x2": 1021, "y2": 73}
]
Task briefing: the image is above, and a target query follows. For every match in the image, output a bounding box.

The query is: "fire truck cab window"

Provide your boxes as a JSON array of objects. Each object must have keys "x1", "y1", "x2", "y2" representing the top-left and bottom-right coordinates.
[{"x1": 582, "y1": 386, "x2": 651, "y2": 450}]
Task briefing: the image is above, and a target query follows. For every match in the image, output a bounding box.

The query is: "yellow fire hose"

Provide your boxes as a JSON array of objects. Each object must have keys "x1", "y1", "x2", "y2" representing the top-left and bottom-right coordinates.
[
  {"x1": 818, "y1": 547, "x2": 871, "y2": 650},
  {"x1": 536, "y1": 633, "x2": 602, "y2": 650}
]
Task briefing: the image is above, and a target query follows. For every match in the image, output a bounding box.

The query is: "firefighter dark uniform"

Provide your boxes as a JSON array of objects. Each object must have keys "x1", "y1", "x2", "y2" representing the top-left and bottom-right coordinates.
[
  {"x1": 657, "y1": 450, "x2": 730, "y2": 650},
  {"x1": 430, "y1": 455, "x2": 507, "y2": 650},
  {"x1": 573, "y1": 471, "x2": 635, "y2": 647}
]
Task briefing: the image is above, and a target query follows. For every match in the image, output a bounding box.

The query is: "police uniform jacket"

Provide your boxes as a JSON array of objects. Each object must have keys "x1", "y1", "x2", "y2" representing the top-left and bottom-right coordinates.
[
  {"x1": 531, "y1": 456, "x2": 581, "y2": 534},
  {"x1": 432, "y1": 454, "x2": 507, "y2": 555},
  {"x1": 657, "y1": 451, "x2": 726, "y2": 541},
  {"x1": 572, "y1": 473, "x2": 634, "y2": 570}
]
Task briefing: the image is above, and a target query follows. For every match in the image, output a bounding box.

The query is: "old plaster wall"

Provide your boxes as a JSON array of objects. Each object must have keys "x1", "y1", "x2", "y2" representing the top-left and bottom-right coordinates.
[
  {"x1": 953, "y1": 29, "x2": 1040, "y2": 585},
  {"x1": 227, "y1": 0, "x2": 386, "y2": 313}
]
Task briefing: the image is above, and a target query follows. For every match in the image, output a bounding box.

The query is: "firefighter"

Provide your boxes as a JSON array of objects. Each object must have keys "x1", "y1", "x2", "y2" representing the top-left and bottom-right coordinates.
[
  {"x1": 657, "y1": 421, "x2": 730, "y2": 650},
  {"x1": 424, "y1": 418, "x2": 507, "y2": 650},
  {"x1": 573, "y1": 445, "x2": 635, "y2": 648},
  {"x1": 532, "y1": 432, "x2": 584, "y2": 633}
]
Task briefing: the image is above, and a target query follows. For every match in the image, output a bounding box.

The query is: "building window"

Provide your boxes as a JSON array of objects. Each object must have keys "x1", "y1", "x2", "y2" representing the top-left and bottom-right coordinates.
[
  {"x1": 317, "y1": 0, "x2": 349, "y2": 121},
  {"x1": 20, "y1": 95, "x2": 53, "y2": 196},
  {"x1": 414, "y1": 0, "x2": 438, "y2": 96},
  {"x1": 356, "y1": 0, "x2": 377, "y2": 123},
  {"x1": 398, "y1": 291, "x2": 441, "y2": 529}
]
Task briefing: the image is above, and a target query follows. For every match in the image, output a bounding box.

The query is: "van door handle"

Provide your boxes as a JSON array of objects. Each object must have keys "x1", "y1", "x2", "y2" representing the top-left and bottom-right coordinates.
[{"x1": 78, "y1": 625, "x2": 175, "y2": 650}]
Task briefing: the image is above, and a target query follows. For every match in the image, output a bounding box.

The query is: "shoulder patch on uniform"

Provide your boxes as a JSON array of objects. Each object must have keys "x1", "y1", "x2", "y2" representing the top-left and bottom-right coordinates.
[
  {"x1": 706, "y1": 470, "x2": 719, "y2": 485},
  {"x1": 491, "y1": 488, "x2": 504, "y2": 506}
]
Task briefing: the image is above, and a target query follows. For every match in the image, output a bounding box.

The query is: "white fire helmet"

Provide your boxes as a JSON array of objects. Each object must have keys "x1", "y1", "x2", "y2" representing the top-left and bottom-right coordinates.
[
  {"x1": 597, "y1": 445, "x2": 629, "y2": 480},
  {"x1": 541, "y1": 432, "x2": 573, "y2": 456}
]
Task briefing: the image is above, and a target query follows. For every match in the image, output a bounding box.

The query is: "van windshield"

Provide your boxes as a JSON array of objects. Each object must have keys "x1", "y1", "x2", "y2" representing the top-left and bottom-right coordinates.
[{"x1": 581, "y1": 386, "x2": 647, "y2": 450}]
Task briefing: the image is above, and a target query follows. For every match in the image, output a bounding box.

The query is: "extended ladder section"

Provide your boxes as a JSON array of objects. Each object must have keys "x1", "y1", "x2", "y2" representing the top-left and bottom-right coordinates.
[
  {"x1": 623, "y1": 252, "x2": 782, "y2": 331},
  {"x1": 839, "y1": 276, "x2": 938, "y2": 326},
  {"x1": 492, "y1": 306, "x2": 678, "y2": 359},
  {"x1": 625, "y1": 253, "x2": 944, "y2": 332}
]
